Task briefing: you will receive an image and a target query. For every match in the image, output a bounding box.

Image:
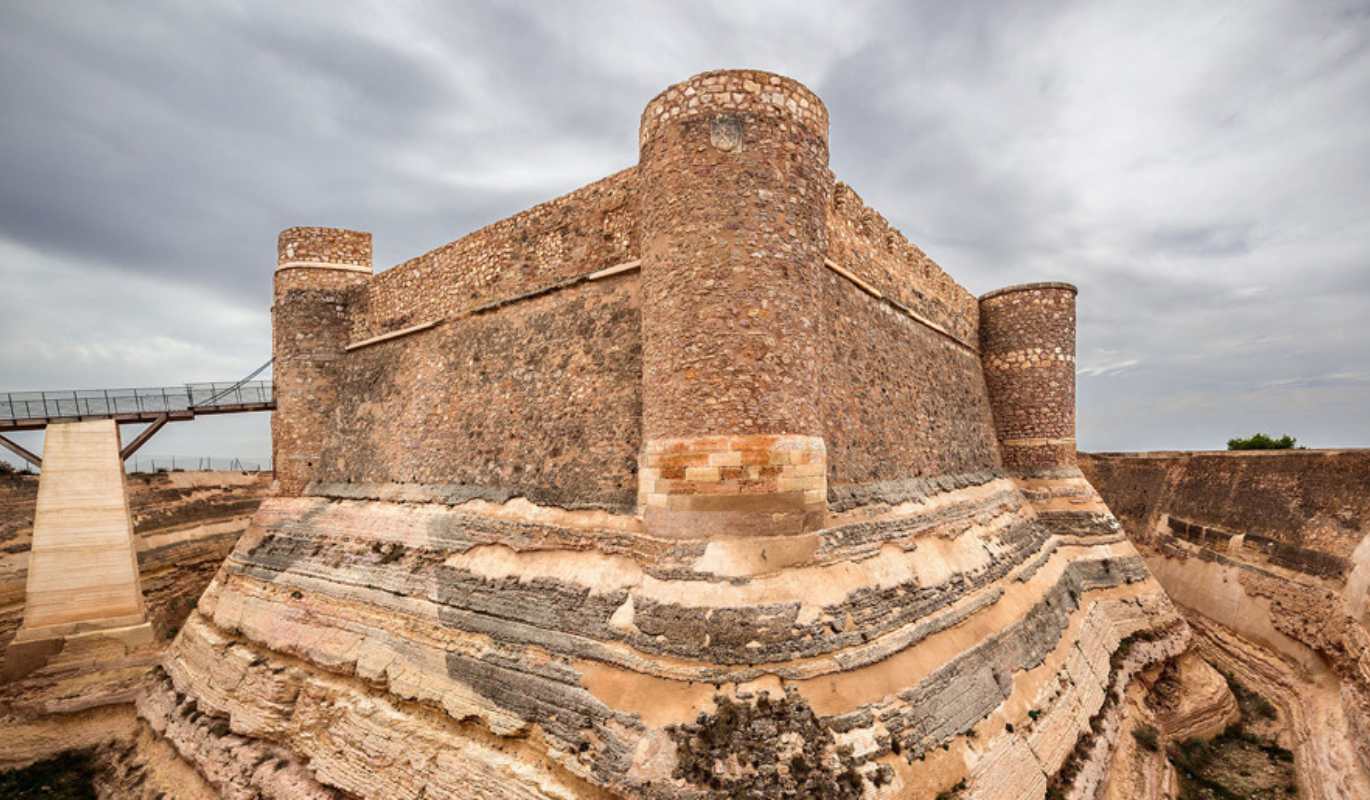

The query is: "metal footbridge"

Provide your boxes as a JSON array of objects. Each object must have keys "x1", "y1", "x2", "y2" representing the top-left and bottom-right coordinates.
[{"x1": 0, "y1": 360, "x2": 274, "y2": 467}]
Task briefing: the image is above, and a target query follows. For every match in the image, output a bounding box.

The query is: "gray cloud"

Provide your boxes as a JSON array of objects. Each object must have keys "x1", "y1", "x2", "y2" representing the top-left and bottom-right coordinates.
[{"x1": 1, "y1": 0, "x2": 1368, "y2": 467}]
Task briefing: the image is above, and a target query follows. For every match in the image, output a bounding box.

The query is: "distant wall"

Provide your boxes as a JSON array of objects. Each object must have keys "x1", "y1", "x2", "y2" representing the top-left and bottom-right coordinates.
[
  {"x1": 353, "y1": 169, "x2": 638, "y2": 340},
  {"x1": 1080, "y1": 450, "x2": 1370, "y2": 562},
  {"x1": 820, "y1": 269, "x2": 1000, "y2": 505}
]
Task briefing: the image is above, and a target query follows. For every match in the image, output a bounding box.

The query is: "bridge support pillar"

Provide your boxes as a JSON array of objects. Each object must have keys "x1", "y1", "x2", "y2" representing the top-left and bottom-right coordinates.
[{"x1": 2, "y1": 419, "x2": 153, "y2": 683}]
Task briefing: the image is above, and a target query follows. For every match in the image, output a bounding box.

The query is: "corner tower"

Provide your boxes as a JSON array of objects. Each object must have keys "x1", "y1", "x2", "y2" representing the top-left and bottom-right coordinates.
[
  {"x1": 272, "y1": 226, "x2": 372, "y2": 495},
  {"x1": 978, "y1": 282, "x2": 1079, "y2": 471},
  {"x1": 636, "y1": 70, "x2": 832, "y2": 537}
]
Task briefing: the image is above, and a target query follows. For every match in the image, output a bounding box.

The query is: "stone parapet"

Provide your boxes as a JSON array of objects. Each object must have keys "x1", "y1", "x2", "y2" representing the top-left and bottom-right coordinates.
[
  {"x1": 276, "y1": 226, "x2": 372, "y2": 270},
  {"x1": 826, "y1": 183, "x2": 979, "y2": 344},
  {"x1": 639, "y1": 68, "x2": 828, "y2": 152}
]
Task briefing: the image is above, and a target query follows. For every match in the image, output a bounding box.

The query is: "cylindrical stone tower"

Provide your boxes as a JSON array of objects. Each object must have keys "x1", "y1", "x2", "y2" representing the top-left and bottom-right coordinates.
[
  {"x1": 637, "y1": 69, "x2": 833, "y2": 538},
  {"x1": 978, "y1": 282, "x2": 1079, "y2": 472},
  {"x1": 272, "y1": 226, "x2": 372, "y2": 495}
]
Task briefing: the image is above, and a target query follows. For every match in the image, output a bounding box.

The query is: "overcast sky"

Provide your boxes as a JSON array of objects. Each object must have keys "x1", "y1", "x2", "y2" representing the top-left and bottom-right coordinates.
[{"x1": 2, "y1": 0, "x2": 1367, "y2": 467}]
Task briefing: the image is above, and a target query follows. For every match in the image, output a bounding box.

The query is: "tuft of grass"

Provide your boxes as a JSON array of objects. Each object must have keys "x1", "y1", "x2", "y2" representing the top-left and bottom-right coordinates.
[{"x1": 1132, "y1": 724, "x2": 1161, "y2": 752}]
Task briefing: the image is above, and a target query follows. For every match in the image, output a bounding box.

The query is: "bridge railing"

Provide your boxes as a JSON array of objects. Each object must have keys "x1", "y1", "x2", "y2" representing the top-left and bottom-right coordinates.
[
  {"x1": 125, "y1": 455, "x2": 274, "y2": 474},
  {"x1": 1, "y1": 381, "x2": 274, "y2": 422}
]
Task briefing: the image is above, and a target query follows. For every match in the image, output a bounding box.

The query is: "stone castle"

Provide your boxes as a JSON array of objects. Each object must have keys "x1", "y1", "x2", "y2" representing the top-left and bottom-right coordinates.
[
  {"x1": 11, "y1": 68, "x2": 1368, "y2": 800},
  {"x1": 273, "y1": 70, "x2": 1081, "y2": 520},
  {"x1": 168, "y1": 68, "x2": 1188, "y2": 798}
]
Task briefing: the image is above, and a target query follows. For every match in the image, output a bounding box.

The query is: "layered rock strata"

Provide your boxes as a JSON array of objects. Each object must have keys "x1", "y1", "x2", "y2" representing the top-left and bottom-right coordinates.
[
  {"x1": 136, "y1": 469, "x2": 1186, "y2": 798},
  {"x1": 0, "y1": 470, "x2": 270, "y2": 769}
]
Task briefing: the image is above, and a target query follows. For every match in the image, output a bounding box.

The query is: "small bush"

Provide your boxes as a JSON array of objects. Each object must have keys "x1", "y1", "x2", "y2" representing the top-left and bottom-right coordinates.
[
  {"x1": 1132, "y1": 724, "x2": 1160, "y2": 752},
  {"x1": 1227, "y1": 433, "x2": 1296, "y2": 450}
]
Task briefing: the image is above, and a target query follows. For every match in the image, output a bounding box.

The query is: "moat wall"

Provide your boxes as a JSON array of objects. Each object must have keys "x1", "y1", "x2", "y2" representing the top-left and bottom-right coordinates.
[{"x1": 1081, "y1": 450, "x2": 1370, "y2": 797}]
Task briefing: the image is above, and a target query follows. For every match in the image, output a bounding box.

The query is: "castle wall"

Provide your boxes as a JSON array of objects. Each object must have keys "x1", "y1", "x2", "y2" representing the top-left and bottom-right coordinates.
[
  {"x1": 826, "y1": 183, "x2": 979, "y2": 346},
  {"x1": 267, "y1": 76, "x2": 1027, "y2": 524},
  {"x1": 819, "y1": 269, "x2": 1000, "y2": 507},
  {"x1": 353, "y1": 169, "x2": 638, "y2": 340},
  {"x1": 314, "y1": 274, "x2": 642, "y2": 510}
]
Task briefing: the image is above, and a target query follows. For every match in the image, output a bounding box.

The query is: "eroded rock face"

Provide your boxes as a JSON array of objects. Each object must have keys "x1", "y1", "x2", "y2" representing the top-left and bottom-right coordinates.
[
  {"x1": 1082, "y1": 449, "x2": 1370, "y2": 799},
  {"x1": 0, "y1": 470, "x2": 271, "y2": 770},
  {"x1": 132, "y1": 468, "x2": 1186, "y2": 799}
]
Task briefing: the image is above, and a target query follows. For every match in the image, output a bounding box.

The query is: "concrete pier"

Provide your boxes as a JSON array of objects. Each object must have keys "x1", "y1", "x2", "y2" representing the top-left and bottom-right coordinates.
[{"x1": 3, "y1": 419, "x2": 153, "y2": 681}]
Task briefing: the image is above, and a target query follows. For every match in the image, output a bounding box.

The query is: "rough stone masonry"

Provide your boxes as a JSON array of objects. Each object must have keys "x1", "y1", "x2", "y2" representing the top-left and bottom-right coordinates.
[{"x1": 133, "y1": 69, "x2": 1192, "y2": 799}]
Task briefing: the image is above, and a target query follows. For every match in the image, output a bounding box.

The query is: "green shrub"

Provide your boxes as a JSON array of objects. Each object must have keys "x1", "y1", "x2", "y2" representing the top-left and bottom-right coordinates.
[
  {"x1": 1227, "y1": 433, "x2": 1296, "y2": 450},
  {"x1": 1132, "y1": 724, "x2": 1160, "y2": 752}
]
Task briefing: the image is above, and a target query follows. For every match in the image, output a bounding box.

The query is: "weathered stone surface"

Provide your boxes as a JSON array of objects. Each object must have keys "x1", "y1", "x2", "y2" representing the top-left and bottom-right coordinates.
[{"x1": 133, "y1": 466, "x2": 1182, "y2": 798}]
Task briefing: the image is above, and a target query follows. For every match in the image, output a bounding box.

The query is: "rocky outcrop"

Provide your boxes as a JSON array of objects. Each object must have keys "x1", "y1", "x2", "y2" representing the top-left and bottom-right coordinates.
[
  {"x1": 134, "y1": 468, "x2": 1186, "y2": 798},
  {"x1": 1141, "y1": 650, "x2": 1239, "y2": 743},
  {"x1": 0, "y1": 470, "x2": 270, "y2": 770},
  {"x1": 1082, "y1": 449, "x2": 1370, "y2": 798}
]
